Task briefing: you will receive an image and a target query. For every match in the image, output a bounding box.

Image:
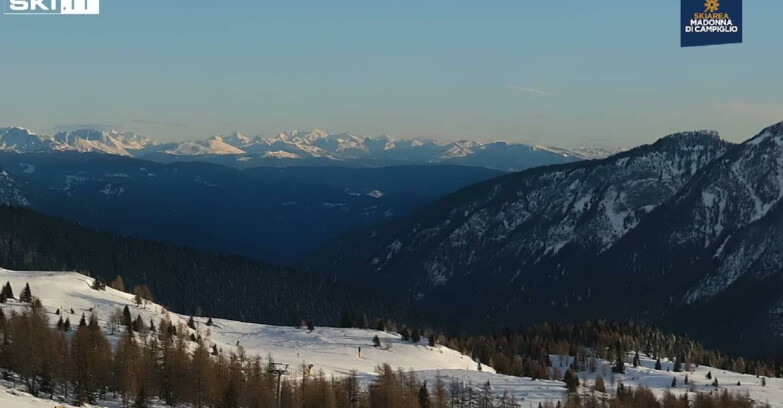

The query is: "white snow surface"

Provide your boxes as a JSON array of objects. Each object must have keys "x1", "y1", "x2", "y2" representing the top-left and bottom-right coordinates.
[
  {"x1": 0, "y1": 268, "x2": 567, "y2": 406},
  {"x1": 551, "y1": 354, "x2": 783, "y2": 407},
  {"x1": 1, "y1": 268, "x2": 779, "y2": 407}
]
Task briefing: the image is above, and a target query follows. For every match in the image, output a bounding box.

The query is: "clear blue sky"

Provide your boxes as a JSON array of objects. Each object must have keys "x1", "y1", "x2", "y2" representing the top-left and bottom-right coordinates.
[{"x1": 0, "y1": 0, "x2": 781, "y2": 147}]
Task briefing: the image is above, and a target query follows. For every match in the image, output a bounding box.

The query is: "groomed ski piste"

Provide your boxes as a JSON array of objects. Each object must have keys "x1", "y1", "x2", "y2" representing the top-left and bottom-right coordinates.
[{"x1": 0, "y1": 268, "x2": 781, "y2": 407}]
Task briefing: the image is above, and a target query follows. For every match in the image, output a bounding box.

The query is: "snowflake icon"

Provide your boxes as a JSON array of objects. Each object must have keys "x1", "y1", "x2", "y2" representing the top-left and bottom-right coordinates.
[{"x1": 704, "y1": 0, "x2": 720, "y2": 12}]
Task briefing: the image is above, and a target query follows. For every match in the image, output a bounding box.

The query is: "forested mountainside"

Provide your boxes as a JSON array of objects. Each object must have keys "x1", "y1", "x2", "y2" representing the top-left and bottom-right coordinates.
[
  {"x1": 0, "y1": 205, "x2": 407, "y2": 326},
  {"x1": 0, "y1": 152, "x2": 502, "y2": 262},
  {"x1": 309, "y1": 121, "x2": 783, "y2": 354}
]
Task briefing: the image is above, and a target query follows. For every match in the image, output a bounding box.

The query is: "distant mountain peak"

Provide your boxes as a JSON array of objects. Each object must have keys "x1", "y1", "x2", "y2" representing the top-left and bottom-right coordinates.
[
  {"x1": 222, "y1": 131, "x2": 254, "y2": 146},
  {"x1": 745, "y1": 120, "x2": 783, "y2": 146},
  {"x1": 0, "y1": 125, "x2": 626, "y2": 171},
  {"x1": 656, "y1": 129, "x2": 721, "y2": 144},
  {"x1": 51, "y1": 129, "x2": 155, "y2": 156}
]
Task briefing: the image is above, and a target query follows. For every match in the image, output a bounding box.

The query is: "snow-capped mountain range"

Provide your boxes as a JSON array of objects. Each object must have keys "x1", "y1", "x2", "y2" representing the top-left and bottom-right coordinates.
[
  {"x1": 0, "y1": 127, "x2": 620, "y2": 170},
  {"x1": 309, "y1": 120, "x2": 783, "y2": 354},
  {"x1": 0, "y1": 127, "x2": 154, "y2": 156}
]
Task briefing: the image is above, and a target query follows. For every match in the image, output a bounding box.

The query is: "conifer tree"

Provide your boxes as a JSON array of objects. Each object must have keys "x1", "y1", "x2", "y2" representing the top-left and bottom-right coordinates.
[
  {"x1": 122, "y1": 305, "x2": 132, "y2": 328},
  {"x1": 655, "y1": 358, "x2": 662, "y2": 370},
  {"x1": 133, "y1": 315, "x2": 146, "y2": 333},
  {"x1": 411, "y1": 328, "x2": 422, "y2": 343},
  {"x1": 134, "y1": 385, "x2": 149, "y2": 408},
  {"x1": 632, "y1": 351, "x2": 640, "y2": 367},
  {"x1": 594, "y1": 375, "x2": 606, "y2": 393},
  {"x1": 564, "y1": 369, "x2": 579, "y2": 392},
  {"x1": 418, "y1": 381, "x2": 431, "y2": 408},
  {"x1": 91, "y1": 278, "x2": 106, "y2": 291},
  {"x1": 19, "y1": 283, "x2": 32, "y2": 303},
  {"x1": 71, "y1": 314, "x2": 112, "y2": 405},
  {"x1": 612, "y1": 355, "x2": 625, "y2": 374},
  {"x1": 110, "y1": 275, "x2": 125, "y2": 292},
  {"x1": 1, "y1": 282, "x2": 13, "y2": 300},
  {"x1": 399, "y1": 325, "x2": 411, "y2": 341},
  {"x1": 113, "y1": 329, "x2": 140, "y2": 405},
  {"x1": 433, "y1": 374, "x2": 448, "y2": 408},
  {"x1": 132, "y1": 285, "x2": 153, "y2": 306},
  {"x1": 187, "y1": 316, "x2": 196, "y2": 330}
]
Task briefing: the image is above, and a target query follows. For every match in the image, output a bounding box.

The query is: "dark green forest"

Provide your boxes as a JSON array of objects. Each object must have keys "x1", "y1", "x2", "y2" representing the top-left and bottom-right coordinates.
[{"x1": 0, "y1": 205, "x2": 402, "y2": 327}]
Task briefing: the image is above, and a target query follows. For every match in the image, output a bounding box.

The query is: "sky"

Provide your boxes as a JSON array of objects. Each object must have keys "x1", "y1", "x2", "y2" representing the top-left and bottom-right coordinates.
[{"x1": 0, "y1": 0, "x2": 781, "y2": 148}]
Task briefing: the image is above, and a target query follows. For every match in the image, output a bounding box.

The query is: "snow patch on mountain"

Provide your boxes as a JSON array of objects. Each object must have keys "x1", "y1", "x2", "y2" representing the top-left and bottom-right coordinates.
[
  {"x1": 162, "y1": 136, "x2": 244, "y2": 156},
  {"x1": 0, "y1": 170, "x2": 30, "y2": 206}
]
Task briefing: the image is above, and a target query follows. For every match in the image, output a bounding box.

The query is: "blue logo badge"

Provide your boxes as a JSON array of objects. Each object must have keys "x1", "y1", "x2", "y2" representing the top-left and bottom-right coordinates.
[{"x1": 681, "y1": 0, "x2": 742, "y2": 47}]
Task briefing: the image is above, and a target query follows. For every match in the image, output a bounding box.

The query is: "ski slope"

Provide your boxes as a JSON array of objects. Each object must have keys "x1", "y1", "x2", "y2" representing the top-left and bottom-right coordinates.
[
  {"x1": 0, "y1": 268, "x2": 567, "y2": 407},
  {"x1": 2, "y1": 267, "x2": 781, "y2": 408}
]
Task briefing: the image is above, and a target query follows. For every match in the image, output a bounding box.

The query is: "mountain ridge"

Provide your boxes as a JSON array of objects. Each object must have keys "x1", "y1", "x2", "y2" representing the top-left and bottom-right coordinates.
[
  {"x1": 0, "y1": 126, "x2": 622, "y2": 171},
  {"x1": 305, "y1": 123, "x2": 783, "y2": 353}
]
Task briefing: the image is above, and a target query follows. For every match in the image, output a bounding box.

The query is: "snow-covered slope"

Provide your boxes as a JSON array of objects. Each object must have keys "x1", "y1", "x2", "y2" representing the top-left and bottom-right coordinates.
[
  {"x1": 53, "y1": 129, "x2": 155, "y2": 156},
  {"x1": 0, "y1": 127, "x2": 64, "y2": 153},
  {"x1": 0, "y1": 127, "x2": 154, "y2": 157},
  {"x1": 0, "y1": 268, "x2": 567, "y2": 406},
  {"x1": 1, "y1": 268, "x2": 781, "y2": 406},
  {"x1": 552, "y1": 355, "x2": 783, "y2": 408}
]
